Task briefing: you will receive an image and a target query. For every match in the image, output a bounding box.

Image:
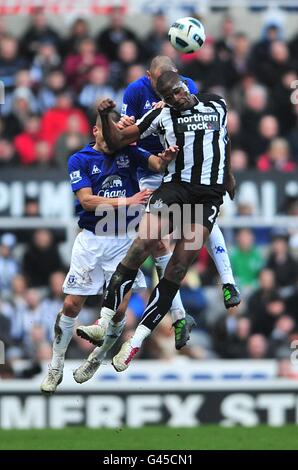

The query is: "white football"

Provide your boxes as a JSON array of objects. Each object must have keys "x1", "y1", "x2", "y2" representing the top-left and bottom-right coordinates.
[{"x1": 168, "y1": 17, "x2": 206, "y2": 54}]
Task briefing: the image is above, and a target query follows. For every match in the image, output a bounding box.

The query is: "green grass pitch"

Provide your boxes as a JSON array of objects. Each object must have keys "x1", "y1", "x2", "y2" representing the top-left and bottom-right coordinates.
[{"x1": 0, "y1": 425, "x2": 298, "y2": 450}]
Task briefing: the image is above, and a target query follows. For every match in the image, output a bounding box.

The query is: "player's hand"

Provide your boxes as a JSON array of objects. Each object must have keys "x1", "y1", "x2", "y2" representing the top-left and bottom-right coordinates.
[
  {"x1": 129, "y1": 189, "x2": 153, "y2": 205},
  {"x1": 158, "y1": 145, "x2": 179, "y2": 163},
  {"x1": 97, "y1": 98, "x2": 116, "y2": 114},
  {"x1": 117, "y1": 115, "x2": 135, "y2": 130},
  {"x1": 225, "y1": 172, "x2": 236, "y2": 200},
  {"x1": 152, "y1": 101, "x2": 166, "y2": 109}
]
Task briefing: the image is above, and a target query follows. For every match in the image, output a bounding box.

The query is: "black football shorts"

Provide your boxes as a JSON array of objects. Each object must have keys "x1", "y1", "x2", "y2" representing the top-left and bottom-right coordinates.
[{"x1": 146, "y1": 181, "x2": 224, "y2": 233}]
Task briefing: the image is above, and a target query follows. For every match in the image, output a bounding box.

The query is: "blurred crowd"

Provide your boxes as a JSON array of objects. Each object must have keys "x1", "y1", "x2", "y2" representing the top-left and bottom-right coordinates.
[{"x1": 1, "y1": 7, "x2": 298, "y2": 378}]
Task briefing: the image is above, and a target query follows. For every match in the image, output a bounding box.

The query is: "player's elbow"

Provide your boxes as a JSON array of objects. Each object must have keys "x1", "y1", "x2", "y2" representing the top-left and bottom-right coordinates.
[{"x1": 80, "y1": 197, "x2": 93, "y2": 211}]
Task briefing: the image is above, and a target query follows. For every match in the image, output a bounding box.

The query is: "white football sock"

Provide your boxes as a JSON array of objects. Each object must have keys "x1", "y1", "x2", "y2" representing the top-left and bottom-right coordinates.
[
  {"x1": 51, "y1": 313, "x2": 75, "y2": 370},
  {"x1": 206, "y1": 224, "x2": 235, "y2": 285},
  {"x1": 97, "y1": 306, "x2": 116, "y2": 329},
  {"x1": 91, "y1": 319, "x2": 126, "y2": 361},
  {"x1": 155, "y1": 253, "x2": 185, "y2": 323},
  {"x1": 130, "y1": 324, "x2": 151, "y2": 349}
]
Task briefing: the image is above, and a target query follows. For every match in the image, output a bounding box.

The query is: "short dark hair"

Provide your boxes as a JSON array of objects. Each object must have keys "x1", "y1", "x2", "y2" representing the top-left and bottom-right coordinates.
[
  {"x1": 96, "y1": 110, "x2": 120, "y2": 127},
  {"x1": 156, "y1": 70, "x2": 180, "y2": 94}
]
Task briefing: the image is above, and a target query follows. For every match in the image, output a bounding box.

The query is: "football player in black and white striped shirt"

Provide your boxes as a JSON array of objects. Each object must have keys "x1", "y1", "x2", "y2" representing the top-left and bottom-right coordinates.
[{"x1": 83, "y1": 71, "x2": 240, "y2": 371}]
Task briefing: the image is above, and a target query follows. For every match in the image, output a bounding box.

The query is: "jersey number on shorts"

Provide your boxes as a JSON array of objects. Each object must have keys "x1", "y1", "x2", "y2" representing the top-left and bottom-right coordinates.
[{"x1": 208, "y1": 205, "x2": 217, "y2": 224}]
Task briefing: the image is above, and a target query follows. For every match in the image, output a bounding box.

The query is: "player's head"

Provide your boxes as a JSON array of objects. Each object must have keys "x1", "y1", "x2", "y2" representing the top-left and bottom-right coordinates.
[
  {"x1": 156, "y1": 70, "x2": 191, "y2": 110},
  {"x1": 147, "y1": 55, "x2": 178, "y2": 91},
  {"x1": 93, "y1": 110, "x2": 120, "y2": 153}
]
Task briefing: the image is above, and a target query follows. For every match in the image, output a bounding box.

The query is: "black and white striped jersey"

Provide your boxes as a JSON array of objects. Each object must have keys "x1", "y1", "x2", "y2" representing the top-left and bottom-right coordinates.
[{"x1": 137, "y1": 93, "x2": 229, "y2": 187}]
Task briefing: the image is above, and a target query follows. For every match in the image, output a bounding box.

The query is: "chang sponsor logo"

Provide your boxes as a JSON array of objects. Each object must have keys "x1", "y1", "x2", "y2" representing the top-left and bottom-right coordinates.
[{"x1": 98, "y1": 175, "x2": 126, "y2": 198}]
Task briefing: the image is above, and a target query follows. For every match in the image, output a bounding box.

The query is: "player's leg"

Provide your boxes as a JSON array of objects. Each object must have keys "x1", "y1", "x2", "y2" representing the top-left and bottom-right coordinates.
[
  {"x1": 40, "y1": 230, "x2": 104, "y2": 394},
  {"x1": 205, "y1": 223, "x2": 240, "y2": 308},
  {"x1": 40, "y1": 294, "x2": 86, "y2": 394},
  {"x1": 76, "y1": 212, "x2": 161, "y2": 346},
  {"x1": 139, "y1": 175, "x2": 189, "y2": 334},
  {"x1": 112, "y1": 223, "x2": 209, "y2": 371},
  {"x1": 73, "y1": 293, "x2": 130, "y2": 383}
]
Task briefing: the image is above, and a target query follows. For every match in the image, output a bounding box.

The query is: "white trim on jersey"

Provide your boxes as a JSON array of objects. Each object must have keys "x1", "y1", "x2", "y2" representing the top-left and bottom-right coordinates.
[{"x1": 137, "y1": 94, "x2": 228, "y2": 186}]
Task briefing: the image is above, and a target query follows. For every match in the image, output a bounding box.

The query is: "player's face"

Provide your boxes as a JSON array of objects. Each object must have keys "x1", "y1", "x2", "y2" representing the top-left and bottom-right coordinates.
[{"x1": 158, "y1": 80, "x2": 192, "y2": 110}]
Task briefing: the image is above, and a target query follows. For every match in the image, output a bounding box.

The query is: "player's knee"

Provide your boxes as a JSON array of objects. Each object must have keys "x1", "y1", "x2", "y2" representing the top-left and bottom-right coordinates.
[
  {"x1": 153, "y1": 240, "x2": 170, "y2": 257},
  {"x1": 63, "y1": 296, "x2": 82, "y2": 317}
]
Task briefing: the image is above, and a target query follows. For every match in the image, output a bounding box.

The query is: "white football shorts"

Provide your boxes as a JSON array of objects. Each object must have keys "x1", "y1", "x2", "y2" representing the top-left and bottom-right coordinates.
[
  {"x1": 63, "y1": 229, "x2": 146, "y2": 296},
  {"x1": 138, "y1": 173, "x2": 163, "y2": 191}
]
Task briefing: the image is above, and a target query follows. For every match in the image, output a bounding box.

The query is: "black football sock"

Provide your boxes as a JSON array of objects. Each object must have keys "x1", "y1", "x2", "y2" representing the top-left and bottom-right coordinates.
[
  {"x1": 140, "y1": 278, "x2": 179, "y2": 331},
  {"x1": 103, "y1": 262, "x2": 138, "y2": 311}
]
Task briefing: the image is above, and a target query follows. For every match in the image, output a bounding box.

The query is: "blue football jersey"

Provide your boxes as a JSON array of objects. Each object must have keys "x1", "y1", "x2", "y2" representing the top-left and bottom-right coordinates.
[
  {"x1": 122, "y1": 75, "x2": 198, "y2": 179},
  {"x1": 68, "y1": 143, "x2": 150, "y2": 234}
]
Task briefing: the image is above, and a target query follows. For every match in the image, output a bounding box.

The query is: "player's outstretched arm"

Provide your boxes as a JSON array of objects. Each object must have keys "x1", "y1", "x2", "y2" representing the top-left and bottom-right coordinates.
[
  {"x1": 76, "y1": 187, "x2": 151, "y2": 211},
  {"x1": 97, "y1": 99, "x2": 140, "y2": 151},
  {"x1": 224, "y1": 140, "x2": 236, "y2": 200}
]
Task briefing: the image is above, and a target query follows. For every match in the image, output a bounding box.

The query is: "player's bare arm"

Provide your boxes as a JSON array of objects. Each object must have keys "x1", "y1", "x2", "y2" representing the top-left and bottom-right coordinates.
[
  {"x1": 148, "y1": 145, "x2": 179, "y2": 172},
  {"x1": 76, "y1": 187, "x2": 152, "y2": 211},
  {"x1": 97, "y1": 99, "x2": 140, "y2": 151},
  {"x1": 224, "y1": 140, "x2": 236, "y2": 200}
]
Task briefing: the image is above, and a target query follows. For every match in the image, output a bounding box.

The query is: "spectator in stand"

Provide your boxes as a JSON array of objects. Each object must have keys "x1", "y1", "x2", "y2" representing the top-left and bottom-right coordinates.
[
  {"x1": 41, "y1": 91, "x2": 89, "y2": 147},
  {"x1": 255, "y1": 41, "x2": 296, "y2": 89},
  {"x1": 269, "y1": 315, "x2": 295, "y2": 359},
  {"x1": 240, "y1": 84, "x2": 271, "y2": 165},
  {"x1": 1, "y1": 69, "x2": 36, "y2": 116},
  {"x1": 254, "y1": 115, "x2": 280, "y2": 160},
  {"x1": 4, "y1": 87, "x2": 37, "y2": 139},
  {"x1": 23, "y1": 229, "x2": 64, "y2": 288},
  {"x1": 251, "y1": 22, "x2": 284, "y2": 80},
  {"x1": 266, "y1": 233, "x2": 298, "y2": 290},
  {"x1": 182, "y1": 38, "x2": 225, "y2": 92},
  {"x1": 230, "y1": 149, "x2": 249, "y2": 172},
  {"x1": 62, "y1": 18, "x2": 91, "y2": 57},
  {"x1": 215, "y1": 16, "x2": 235, "y2": 62},
  {"x1": 37, "y1": 69, "x2": 66, "y2": 112},
  {"x1": 248, "y1": 269, "x2": 287, "y2": 336},
  {"x1": 213, "y1": 315, "x2": 250, "y2": 359},
  {"x1": 109, "y1": 40, "x2": 140, "y2": 90},
  {"x1": 96, "y1": 6, "x2": 139, "y2": 61},
  {"x1": 231, "y1": 228, "x2": 264, "y2": 291},
  {"x1": 30, "y1": 41, "x2": 61, "y2": 84},
  {"x1": 287, "y1": 103, "x2": 298, "y2": 162},
  {"x1": 0, "y1": 35, "x2": 26, "y2": 92},
  {"x1": 271, "y1": 70, "x2": 298, "y2": 135},
  {"x1": 14, "y1": 114, "x2": 42, "y2": 165},
  {"x1": 40, "y1": 271, "x2": 65, "y2": 342},
  {"x1": 142, "y1": 11, "x2": 169, "y2": 60},
  {"x1": 0, "y1": 233, "x2": 19, "y2": 300},
  {"x1": 79, "y1": 65, "x2": 114, "y2": 111},
  {"x1": 21, "y1": 7, "x2": 61, "y2": 60},
  {"x1": 222, "y1": 32, "x2": 253, "y2": 89},
  {"x1": 257, "y1": 138, "x2": 296, "y2": 172},
  {"x1": 0, "y1": 139, "x2": 18, "y2": 167},
  {"x1": 64, "y1": 38, "x2": 108, "y2": 91},
  {"x1": 33, "y1": 141, "x2": 53, "y2": 167},
  {"x1": 227, "y1": 109, "x2": 245, "y2": 150},
  {"x1": 54, "y1": 115, "x2": 89, "y2": 166},
  {"x1": 247, "y1": 334, "x2": 268, "y2": 359}
]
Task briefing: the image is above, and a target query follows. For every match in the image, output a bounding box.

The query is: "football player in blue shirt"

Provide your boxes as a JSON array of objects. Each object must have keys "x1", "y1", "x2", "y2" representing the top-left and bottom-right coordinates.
[
  {"x1": 120, "y1": 56, "x2": 240, "y2": 329},
  {"x1": 40, "y1": 109, "x2": 177, "y2": 393}
]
